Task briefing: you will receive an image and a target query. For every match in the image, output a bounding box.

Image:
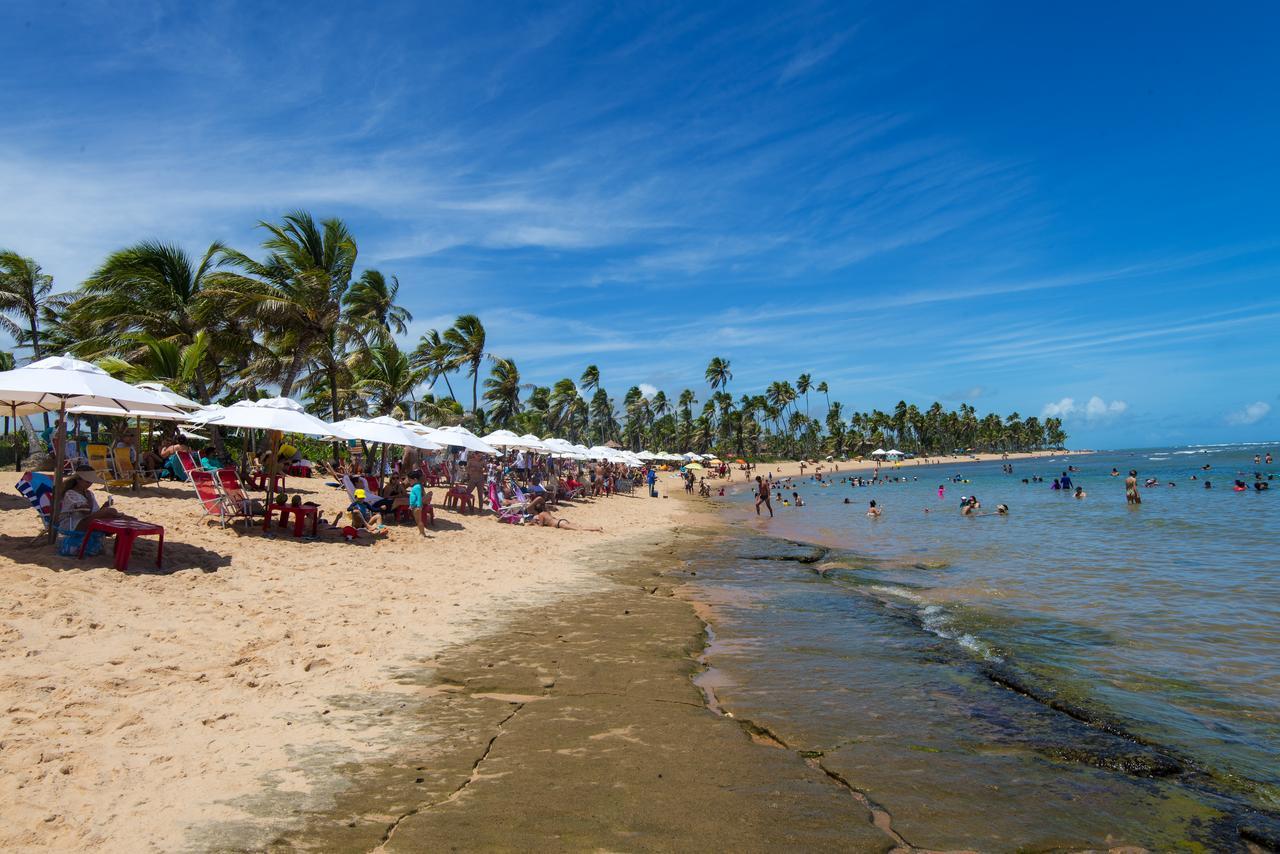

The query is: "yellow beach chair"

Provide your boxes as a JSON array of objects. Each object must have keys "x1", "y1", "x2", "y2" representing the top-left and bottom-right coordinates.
[
  {"x1": 88, "y1": 444, "x2": 131, "y2": 489},
  {"x1": 113, "y1": 446, "x2": 153, "y2": 488}
]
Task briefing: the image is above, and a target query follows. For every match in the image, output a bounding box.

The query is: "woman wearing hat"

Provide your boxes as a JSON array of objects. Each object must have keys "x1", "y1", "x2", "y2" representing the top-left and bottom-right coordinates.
[{"x1": 56, "y1": 464, "x2": 128, "y2": 556}]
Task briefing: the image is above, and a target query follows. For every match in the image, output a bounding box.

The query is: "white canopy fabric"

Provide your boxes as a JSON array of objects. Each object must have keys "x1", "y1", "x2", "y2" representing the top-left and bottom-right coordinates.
[
  {"x1": 517, "y1": 433, "x2": 551, "y2": 452},
  {"x1": 480, "y1": 429, "x2": 525, "y2": 448},
  {"x1": 134, "y1": 382, "x2": 203, "y2": 410},
  {"x1": 0, "y1": 355, "x2": 182, "y2": 416},
  {"x1": 423, "y1": 425, "x2": 499, "y2": 454},
  {"x1": 0, "y1": 355, "x2": 186, "y2": 544},
  {"x1": 369, "y1": 416, "x2": 445, "y2": 450},
  {"x1": 67, "y1": 403, "x2": 192, "y2": 421},
  {"x1": 885, "y1": 449, "x2": 905, "y2": 457},
  {"x1": 870, "y1": 448, "x2": 887, "y2": 456},
  {"x1": 335, "y1": 417, "x2": 442, "y2": 450},
  {"x1": 190, "y1": 397, "x2": 351, "y2": 439}
]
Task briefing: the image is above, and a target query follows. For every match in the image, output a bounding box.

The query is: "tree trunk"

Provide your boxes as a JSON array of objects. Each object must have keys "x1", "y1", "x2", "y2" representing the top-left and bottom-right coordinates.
[
  {"x1": 29, "y1": 318, "x2": 50, "y2": 431},
  {"x1": 278, "y1": 347, "x2": 306, "y2": 399},
  {"x1": 471, "y1": 366, "x2": 479, "y2": 415},
  {"x1": 328, "y1": 366, "x2": 341, "y2": 464}
]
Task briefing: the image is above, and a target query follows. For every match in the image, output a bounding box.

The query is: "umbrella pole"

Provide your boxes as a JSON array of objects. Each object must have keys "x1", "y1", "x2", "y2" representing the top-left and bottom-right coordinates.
[
  {"x1": 48, "y1": 400, "x2": 66, "y2": 545},
  {"x1": 134, "y1": 415, "x2": 142, "y2": 490},
  {"x1": 263, "y1": 429, "x2": 281, "y2": 532},
  {"x1": 11, "y1": 403, "x2": 18, "y2": 473}
]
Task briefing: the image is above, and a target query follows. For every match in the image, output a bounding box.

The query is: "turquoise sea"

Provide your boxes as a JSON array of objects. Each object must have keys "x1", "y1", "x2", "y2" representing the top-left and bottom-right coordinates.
[{"x1": 686, "y1": 443, "x2": 1279, "y2": 850}]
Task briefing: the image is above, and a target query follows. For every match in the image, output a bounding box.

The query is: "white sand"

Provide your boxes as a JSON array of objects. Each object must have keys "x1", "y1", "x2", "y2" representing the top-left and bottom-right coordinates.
[{"x1": 0, "y1": 475, "x2": 690, "y2": 851}]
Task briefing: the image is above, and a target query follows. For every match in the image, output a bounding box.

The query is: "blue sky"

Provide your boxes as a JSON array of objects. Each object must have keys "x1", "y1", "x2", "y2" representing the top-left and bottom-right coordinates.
[{"x1": 2, "y1": 1, "x2": 1278, "y2": 448}]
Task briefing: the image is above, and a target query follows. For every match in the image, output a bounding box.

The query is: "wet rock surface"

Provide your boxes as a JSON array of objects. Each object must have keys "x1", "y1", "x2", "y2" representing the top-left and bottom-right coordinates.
[{"x1": 231, "y1": 529, "x2": 892, "y2": 852}]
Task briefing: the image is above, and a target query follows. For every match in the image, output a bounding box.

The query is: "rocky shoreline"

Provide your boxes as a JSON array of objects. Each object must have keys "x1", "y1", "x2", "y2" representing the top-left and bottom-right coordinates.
[{"x1": 200, "y1": 519, "x2": 896, "y2": 851}]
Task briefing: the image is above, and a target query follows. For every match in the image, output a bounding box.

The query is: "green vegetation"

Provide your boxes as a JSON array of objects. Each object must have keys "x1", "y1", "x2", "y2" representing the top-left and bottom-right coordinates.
[{"x1": 0, "y1": 211, "x2": 1066, "y2": 460}]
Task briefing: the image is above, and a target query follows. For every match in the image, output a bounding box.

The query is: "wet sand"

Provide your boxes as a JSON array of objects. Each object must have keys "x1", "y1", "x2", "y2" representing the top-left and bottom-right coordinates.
[{"x1": 215, "y1": 520, "x2": 897, "y2": 852}]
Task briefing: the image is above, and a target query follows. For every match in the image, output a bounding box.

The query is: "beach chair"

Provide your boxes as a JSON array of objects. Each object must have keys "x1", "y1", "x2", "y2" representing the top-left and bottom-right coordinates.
[
  {"x1": 16, "y1": 471, "x2": 55, "y2": 532},
  {"x1": 189, "y1": 470, "x2": 233, "y2": 527},
  {"x1": 176, "y1": 451, "x2": 200, "y2": 481},
  {"x1": 487, "y1": 482, "x2": 523, "y2": 524},
  {"x1": 87, "y1": 444, "x2": 131, "y2": 489},
  {"x1": 214, "y1": 469, "x2": 262, "y2": 526},
  {"x1": 111, "y1": 446, "x2": 155, "y2": 488},
  {"x1": 343, "y1": 475, "x2": 384, "y2": 505}
]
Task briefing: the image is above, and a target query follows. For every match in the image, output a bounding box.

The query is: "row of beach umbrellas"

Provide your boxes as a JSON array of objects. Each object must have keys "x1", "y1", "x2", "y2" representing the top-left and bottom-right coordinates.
[
  {"x1": 0, "y1": 355, "x2": 734, "y2": 543},
  {"x1": 0, "y1": 356, "x2": 740, "y2": 467}
]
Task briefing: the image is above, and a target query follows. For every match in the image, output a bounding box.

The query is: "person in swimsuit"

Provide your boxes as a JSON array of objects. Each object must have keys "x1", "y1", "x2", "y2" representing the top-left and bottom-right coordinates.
[
  {"x1": 1125, "y1": 470, "x2": 1141, "y2": 504},
  {"x1": 866, "y1": 499, "x2": 881, "y2": 518},
  {"x1": 530, "y1": 511, "x2": 602, "y2": 531},
  {"x1": 755, "y1": 475, "x2": 773, "y2": 518}
]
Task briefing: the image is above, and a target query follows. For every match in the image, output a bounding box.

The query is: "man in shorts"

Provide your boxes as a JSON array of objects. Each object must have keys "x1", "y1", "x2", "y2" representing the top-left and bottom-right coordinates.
[{"x1": 755, "y1": 475, "x2": 773, "y2": 517}]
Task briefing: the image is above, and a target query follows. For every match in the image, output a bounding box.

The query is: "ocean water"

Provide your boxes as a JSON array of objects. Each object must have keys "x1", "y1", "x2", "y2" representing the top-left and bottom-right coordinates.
[{"x1": 686, "y1": 444, "x2": 1280, "y2": 850}]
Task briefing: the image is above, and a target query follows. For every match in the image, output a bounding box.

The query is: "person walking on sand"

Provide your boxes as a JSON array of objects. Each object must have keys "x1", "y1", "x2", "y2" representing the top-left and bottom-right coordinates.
[
  {"x1": 408, "y1": 472, "x2": 430, "y2": 538},
  {"x1": 755, "y1": 475, "x2": 774, "y2": 517},
  {"x1": 1125, "y1": 469, "x2": 1141, "y2": 504}
]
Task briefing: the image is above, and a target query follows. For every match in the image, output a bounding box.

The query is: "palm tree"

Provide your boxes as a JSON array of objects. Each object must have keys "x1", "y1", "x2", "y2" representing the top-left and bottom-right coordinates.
[
  {"x1": 580, "y1": 365, "x2": 600, "y2": 394},
  {"x1": 96, "y1": 332, "x2": 210, "y2": 389},
  {"x1": 797, "y1": 373, "x2": 812, "y2": 416},
  {"x1": 0, "y1": 250, "x2": 59, "y2": 361},
  {"x1": 342, "y1": 270, "x2": 411, "y2": 346},
  {"x1": 589, "y1": 388, "x2": 616, "y2": 443},
  {"x1": 355, "y1": 342, "x2": 422, "y2": 416},
  {"x1": 216, "y1": 210, "x2": 358, "y2": 399},
  {"x1": 705, "y1": 357, "x2": 732, "y2": 392},
  {"x1": 413, "y1": 329, "x2": 458, "y2": 401},
  {"x1": 483, "y1": 357, "x2": 524, "y2": 427},
  {"x1": 816, "y1": 381, "x2": 830, "y2": 417},
  {"x1": 73, "y1": 240, "x2": 232, "y2": 401},
  {"x1": 443, "y1": 314, "x2": 487, "y2": 415},
  {"x1": 548, "y1": 378, "x2": 582, "y2": 435}
]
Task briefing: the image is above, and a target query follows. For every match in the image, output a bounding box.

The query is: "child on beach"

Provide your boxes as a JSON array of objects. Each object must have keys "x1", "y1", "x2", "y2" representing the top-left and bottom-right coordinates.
[{"x1": 408, "y1": 472, "x2": 430, "y2": 537}]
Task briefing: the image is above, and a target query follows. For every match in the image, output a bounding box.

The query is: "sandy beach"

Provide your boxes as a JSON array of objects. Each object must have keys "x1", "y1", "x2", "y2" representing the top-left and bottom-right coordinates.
[
  {"x1": 0, "y1": 449, "x2": 1090, "y2": 851},
  {"x1": 0, "y1": 473, "x2": 691, "y2": 851}
]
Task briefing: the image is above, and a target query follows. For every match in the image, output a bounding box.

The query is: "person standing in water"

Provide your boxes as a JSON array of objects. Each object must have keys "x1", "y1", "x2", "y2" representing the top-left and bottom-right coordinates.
[
  {"x1": 1125, "y1": 469, "x2": 1141, "y2": 504},
  {"x1": 755, "y1": 475, "x2": 774, "y2": 518}
]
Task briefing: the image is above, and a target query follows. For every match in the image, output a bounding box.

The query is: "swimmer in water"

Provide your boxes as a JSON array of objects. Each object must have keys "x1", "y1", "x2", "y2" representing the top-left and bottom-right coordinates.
[
  {"x1": 866, "y1": 500, "x2": 881, "y2": 518},
  {"x1": 1074, "y1": 486, "x2": 1086, "y2": 499},
  {"x1": 1125, "y1": 470, "x2": 1141, "y2": 504}
]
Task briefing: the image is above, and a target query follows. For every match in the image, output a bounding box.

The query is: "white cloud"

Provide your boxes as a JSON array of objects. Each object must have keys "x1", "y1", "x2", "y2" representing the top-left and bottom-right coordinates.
[
  {"x1": 1225, "y1": 401, "x2": 1271, "y2": 426},
  {"x1": 1042, "y1": 395, "x2": 1128, "y2": 422},
  {"x1": 637, "y1": 383, "x2": 659, "y2": 399}
]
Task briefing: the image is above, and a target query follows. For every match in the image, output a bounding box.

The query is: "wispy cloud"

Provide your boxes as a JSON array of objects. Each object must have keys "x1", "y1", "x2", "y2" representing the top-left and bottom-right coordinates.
[{"x1": 1225, "y1": 401, "x2": 1271, "y2": 426}]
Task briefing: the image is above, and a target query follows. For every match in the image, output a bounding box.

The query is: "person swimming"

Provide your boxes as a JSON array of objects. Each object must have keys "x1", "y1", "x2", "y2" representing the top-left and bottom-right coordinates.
[
  {"x1": 866, "y1": 500, "x2": 881, "y2": 518},
  {"x1": 1074, "y1": 486, "x2": 1086, "y2": 498}
]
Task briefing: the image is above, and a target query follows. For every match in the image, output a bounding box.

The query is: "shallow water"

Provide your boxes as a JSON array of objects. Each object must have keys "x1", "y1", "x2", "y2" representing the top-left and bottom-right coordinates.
[{"x1": 688, "y1": 444, "x2": 1280, "y2": 850}]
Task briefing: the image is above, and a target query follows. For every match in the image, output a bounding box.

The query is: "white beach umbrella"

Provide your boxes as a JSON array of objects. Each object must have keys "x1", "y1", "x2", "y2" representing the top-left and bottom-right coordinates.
[
  {"x1": 134, "y1": 382, "x2": 203, "y2": 410},
  {"x1": 0, "y1": 355, "x2": 182, "y2": 416},
  {"x1": 335, "y1": 417, "x2": 442, "y2": 450},
  {"x1": 517, "y1": 433, "x2": 551, "y2": 452},
  {"x1": 190, "y1": 397, "x2": 352, "y2": 439},
  {"x1": 481, "y1": 429, "x2": 523, "y2": 447},
  {"x1": 67, "y1": 403, "x2": 192, "y2": 421},
  {"x1": 871, "y1": 448, "x2": 887, "y2": 456},
  {"x1": 0, "y1": 355, "x2": 185, "y2": 543},
  {"x1": 368, "y1": 415, "x2": 445, "y2": 450},
  {"x1": 885, "y1": 449, "x2": 904, "y2": 457},
  {"x1": 424, "y1": 425, "x2": 500, "y2": 454}
]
